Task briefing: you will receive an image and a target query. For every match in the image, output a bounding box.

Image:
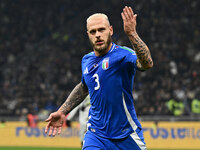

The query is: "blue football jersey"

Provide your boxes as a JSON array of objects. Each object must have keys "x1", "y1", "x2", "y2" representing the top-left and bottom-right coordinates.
[{"x1": 81, "y1": 43, "x2": 142, "y2": 139}]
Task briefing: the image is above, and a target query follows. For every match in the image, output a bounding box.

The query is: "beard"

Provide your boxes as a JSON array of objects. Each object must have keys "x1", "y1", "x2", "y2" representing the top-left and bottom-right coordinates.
[{"x1": 89, "y1": 34, "x2": 112, "y2": 53}]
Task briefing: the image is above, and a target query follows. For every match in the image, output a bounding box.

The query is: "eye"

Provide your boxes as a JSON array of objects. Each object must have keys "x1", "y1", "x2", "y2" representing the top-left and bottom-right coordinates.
[
  {"x1": 98, "y1": 28, "x2": 105, "y2": 32},
  {"x1": 90, "y1": 30, "x2": 96, "y2": 35}
]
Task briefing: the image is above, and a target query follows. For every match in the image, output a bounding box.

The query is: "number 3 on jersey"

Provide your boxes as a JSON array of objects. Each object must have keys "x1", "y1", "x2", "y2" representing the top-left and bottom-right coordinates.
[{"x1": 92, "y1": 73, "x2": 100, "y2": 90}]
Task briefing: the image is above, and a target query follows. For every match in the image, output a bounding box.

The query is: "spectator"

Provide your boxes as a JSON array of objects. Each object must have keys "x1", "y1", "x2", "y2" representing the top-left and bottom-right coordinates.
[{"x1": 0, "y1": 0, "x2": 199, "y2": 117}]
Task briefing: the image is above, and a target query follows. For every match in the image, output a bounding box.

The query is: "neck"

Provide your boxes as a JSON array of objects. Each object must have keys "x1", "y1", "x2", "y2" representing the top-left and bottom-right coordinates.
[{"x1": 94, "y1": 43, "x2": 113, "y2": 57}]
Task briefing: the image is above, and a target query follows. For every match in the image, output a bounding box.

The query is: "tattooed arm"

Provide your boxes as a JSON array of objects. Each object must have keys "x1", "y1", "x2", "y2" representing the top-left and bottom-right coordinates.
[
  {"x1": 121, "y1": 6, "x2": 153, "y2": 71},
  {"x1": 129, "y1": 33, "x2": 153, "y2": 71},
  {"x1": 59, "y1": 82, "x2": 89, "y2": 114},
  {"x1": 45, "y1": 82, "x2": 88, "y2": 136}
]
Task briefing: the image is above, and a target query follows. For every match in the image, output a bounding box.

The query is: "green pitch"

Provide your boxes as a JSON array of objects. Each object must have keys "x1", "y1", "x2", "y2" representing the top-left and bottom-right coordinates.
[{"x1": 0, "y1": 147, "x2": 200, "y2": 150}]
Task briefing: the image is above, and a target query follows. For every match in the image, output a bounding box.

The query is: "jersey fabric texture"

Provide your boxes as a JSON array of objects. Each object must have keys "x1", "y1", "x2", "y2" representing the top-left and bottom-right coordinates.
[{"x1": 81, "y1": 43, "x2": 142, "y2": 139}]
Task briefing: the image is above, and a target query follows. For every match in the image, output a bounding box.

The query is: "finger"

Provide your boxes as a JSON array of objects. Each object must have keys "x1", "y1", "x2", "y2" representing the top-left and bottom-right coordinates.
[
  {"x1": 125, "y1": 6, "x2": 133, "y2": 20},
  {"x1": 52, "y1": 127, "x2": 57, "y2": 136},
  {"x1": 134, "y1": 14, "x2": 137, "y2": 20},
  {"x1": 48, "y1": 126, "x2": 54, "y2": 136},
  {"x1": 129, "y1": 7, "x2": 137, "y2": 21},
  {"x1": 58, "y1": 127, "x2": 62, "y2": 135},
  {"x1": 45, "y1": 121, "x2": 51, "y2": 134},
  {"x1": 124, "y1": 6, "x2": 132, "y2": 19},
  {"x1": 123, "y1": 7, "x2": 130, "y2": 20},
  {"x1": 121, "y1": 12, "x2": 126, "y2": 21},
  {"x1": 128, "y1": 7, "x2": 134, "y2": 18}
]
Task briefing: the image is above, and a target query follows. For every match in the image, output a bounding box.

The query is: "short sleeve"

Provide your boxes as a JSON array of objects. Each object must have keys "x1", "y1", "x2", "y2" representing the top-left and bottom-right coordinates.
[
  {"x1": 122, "y1": 46, "x2": 137, "y2": 69},
  {"x1": 81, "y1": 57, "x2": 87, "y2": 86},
  {"x1": 81, "y1": 75, "x2": 86, "y2": 86}
]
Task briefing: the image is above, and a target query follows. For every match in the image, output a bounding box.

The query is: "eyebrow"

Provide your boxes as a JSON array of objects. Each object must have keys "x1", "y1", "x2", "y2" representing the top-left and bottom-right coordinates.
[{"x1": 89, "y1": 27, "x2": 106, "y2": 33}]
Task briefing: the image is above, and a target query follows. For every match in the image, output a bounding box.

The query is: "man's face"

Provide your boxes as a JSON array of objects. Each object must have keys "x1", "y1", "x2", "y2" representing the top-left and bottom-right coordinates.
[{"x1": 87, "y1": 17, "x2": 113, "y2": 53}]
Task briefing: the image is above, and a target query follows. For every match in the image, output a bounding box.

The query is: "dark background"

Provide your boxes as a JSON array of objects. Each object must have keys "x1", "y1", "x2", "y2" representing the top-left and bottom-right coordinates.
[{"x1": 0, "y1": 0, "x2": 199, "y2": 119}]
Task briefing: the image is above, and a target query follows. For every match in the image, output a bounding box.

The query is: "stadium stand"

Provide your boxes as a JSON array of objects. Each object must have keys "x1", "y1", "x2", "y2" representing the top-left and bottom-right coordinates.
[{"x1": 0, "y1": 0, "x2": 199, "y2": 120}]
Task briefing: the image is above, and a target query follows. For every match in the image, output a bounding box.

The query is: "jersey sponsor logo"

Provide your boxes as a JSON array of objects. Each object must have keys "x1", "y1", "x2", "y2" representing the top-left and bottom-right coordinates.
[
  {"x1": 102, "y1": 57, "x2": 109, "y2": 70},
  {"x1": 143, "y1": 127, "x2": 200, "y2": 139},
  {"x1": 15, "y1": 127, "x2": 79, "y2": 138},
  {"x1": 83, "y1": 67, "x2": 88, "y2": 74}
]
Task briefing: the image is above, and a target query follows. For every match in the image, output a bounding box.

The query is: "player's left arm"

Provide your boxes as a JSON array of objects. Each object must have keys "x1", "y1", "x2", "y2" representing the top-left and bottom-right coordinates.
[{"x1": 121, "y1": 6, "x2": 153, "y2": 71}]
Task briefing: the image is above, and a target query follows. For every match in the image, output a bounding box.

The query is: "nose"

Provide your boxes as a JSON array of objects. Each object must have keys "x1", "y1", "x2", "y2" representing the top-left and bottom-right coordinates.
[{"x1": 95, "y1": 31, "x2": 101, "y2": 38}]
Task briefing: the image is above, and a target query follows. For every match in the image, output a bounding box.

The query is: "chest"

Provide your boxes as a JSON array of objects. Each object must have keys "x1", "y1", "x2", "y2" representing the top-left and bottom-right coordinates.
[{"x1": 82, "y1": 55, "x2": 123, "y2": 90}]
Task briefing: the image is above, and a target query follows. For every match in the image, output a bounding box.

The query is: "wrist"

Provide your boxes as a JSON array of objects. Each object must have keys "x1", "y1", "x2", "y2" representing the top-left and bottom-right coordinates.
[
  {"x1": 58, "y1": 109, "x2": 67, "y2": 115},
  {"x1": 127, "y1": 31, "x2": 138, "y2": 37}
]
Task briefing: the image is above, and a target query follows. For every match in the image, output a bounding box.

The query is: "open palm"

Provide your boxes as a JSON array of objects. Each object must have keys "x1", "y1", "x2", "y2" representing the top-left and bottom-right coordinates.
[
  {"x1": 45, "y1": 111, "x2": 66, "y2": 136},
  {"x1": 121, "y1": 6, "x2": 137, "y2": 36}
]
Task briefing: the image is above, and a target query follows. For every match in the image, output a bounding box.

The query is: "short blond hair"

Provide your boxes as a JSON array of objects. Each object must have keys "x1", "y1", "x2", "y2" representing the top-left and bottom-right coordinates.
[{"x1": 86, "y1": 13, "x2": 110, "y2": 26}]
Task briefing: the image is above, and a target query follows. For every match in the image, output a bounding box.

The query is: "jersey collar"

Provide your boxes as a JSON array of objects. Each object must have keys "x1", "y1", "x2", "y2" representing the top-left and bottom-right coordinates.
[{"x1": 108, "y1": 43, "x2": 116, "y2": 53}]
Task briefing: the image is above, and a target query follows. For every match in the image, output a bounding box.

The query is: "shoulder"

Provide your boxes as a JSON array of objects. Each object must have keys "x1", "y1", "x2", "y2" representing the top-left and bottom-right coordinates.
[
  {"x1": 82, "y1": 51, "x2": 94, "y2": 62},
  {"x1": 113, "y1": 44, "x2": 136, "y2": 58},
  {"x1": 117, "y1": 45, "x2": 136, "y2": 55},
  {"x1": 114, "y1": 44, "x2": 137, "y2": 66}
]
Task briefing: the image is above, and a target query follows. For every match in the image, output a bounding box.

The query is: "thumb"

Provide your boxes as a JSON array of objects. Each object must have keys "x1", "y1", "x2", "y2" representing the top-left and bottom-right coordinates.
[
  {"x1": 134, "y1": 14, "x2": 137, "y2": 19},
  {"x1": 45, "y1": 115, "x2": 53, "y2": 122}
]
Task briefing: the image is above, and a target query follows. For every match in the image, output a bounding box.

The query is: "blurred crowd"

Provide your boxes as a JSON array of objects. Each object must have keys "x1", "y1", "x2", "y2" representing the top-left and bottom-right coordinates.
[{"x1": 0, "y1": 0, "x2": 199, "y2": 120}]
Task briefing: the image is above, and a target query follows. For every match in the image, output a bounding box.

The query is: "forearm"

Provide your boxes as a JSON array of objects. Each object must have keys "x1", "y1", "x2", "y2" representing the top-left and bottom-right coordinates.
[
  {"x1": 58, "y1": 82, "x2": 88, "y2": 115},
  {"x1": 128, "y1": 32, "x2": 153, "y2": 69}
]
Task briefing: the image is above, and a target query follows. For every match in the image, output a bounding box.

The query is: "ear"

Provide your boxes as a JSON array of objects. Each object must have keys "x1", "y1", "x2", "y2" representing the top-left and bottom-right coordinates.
[
  {"x1": 87, "y1": 30, "x2": 91, "y2": 38},
  {"x1": 109, "y1": 26, "x2": 113, "y2": 36}
]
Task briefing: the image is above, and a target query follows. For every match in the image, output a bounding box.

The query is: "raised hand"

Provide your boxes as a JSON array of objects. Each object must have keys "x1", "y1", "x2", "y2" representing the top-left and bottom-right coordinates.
[
  {"x1": 45, "y1": 111, "x2": 66, "y2": 136},
  {"x1": 121, "y1": 6, "x2": 137, "y2": 36}
]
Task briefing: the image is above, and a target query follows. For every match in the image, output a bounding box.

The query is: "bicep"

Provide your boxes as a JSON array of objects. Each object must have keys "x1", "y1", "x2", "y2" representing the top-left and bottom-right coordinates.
[{"x1": 80, "y1": 82, "x2": 89, "y2": 94}]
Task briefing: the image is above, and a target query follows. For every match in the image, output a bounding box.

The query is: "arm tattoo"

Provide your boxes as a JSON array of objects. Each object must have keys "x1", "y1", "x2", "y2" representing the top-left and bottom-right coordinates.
[
  {"x1": 58, "y1": 82, "x2": 88, "y2": 114},
  {"x1": 128, "y1": 33, "x2": 153, "y2": 70}
]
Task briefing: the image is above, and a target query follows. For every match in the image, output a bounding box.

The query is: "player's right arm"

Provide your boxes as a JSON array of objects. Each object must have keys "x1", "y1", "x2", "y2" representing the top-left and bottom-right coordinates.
[
  {"x1": 59, "y1": 82, "x2": 88, "y2": 114},
  {"x1": 45, "y1": 82, "x2": 88, "y2": 136}
]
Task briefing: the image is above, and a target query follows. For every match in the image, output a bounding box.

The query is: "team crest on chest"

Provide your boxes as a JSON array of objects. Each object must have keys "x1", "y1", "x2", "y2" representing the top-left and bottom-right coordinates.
[{"x1": 102, "y1": 57, "x2": 109, "y2": 70}]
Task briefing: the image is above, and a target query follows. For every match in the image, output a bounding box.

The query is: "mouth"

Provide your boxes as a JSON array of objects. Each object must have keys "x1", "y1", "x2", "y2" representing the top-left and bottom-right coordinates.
[{"x1": 95, "y1": 40, "x2": 104, "y2": 45}]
